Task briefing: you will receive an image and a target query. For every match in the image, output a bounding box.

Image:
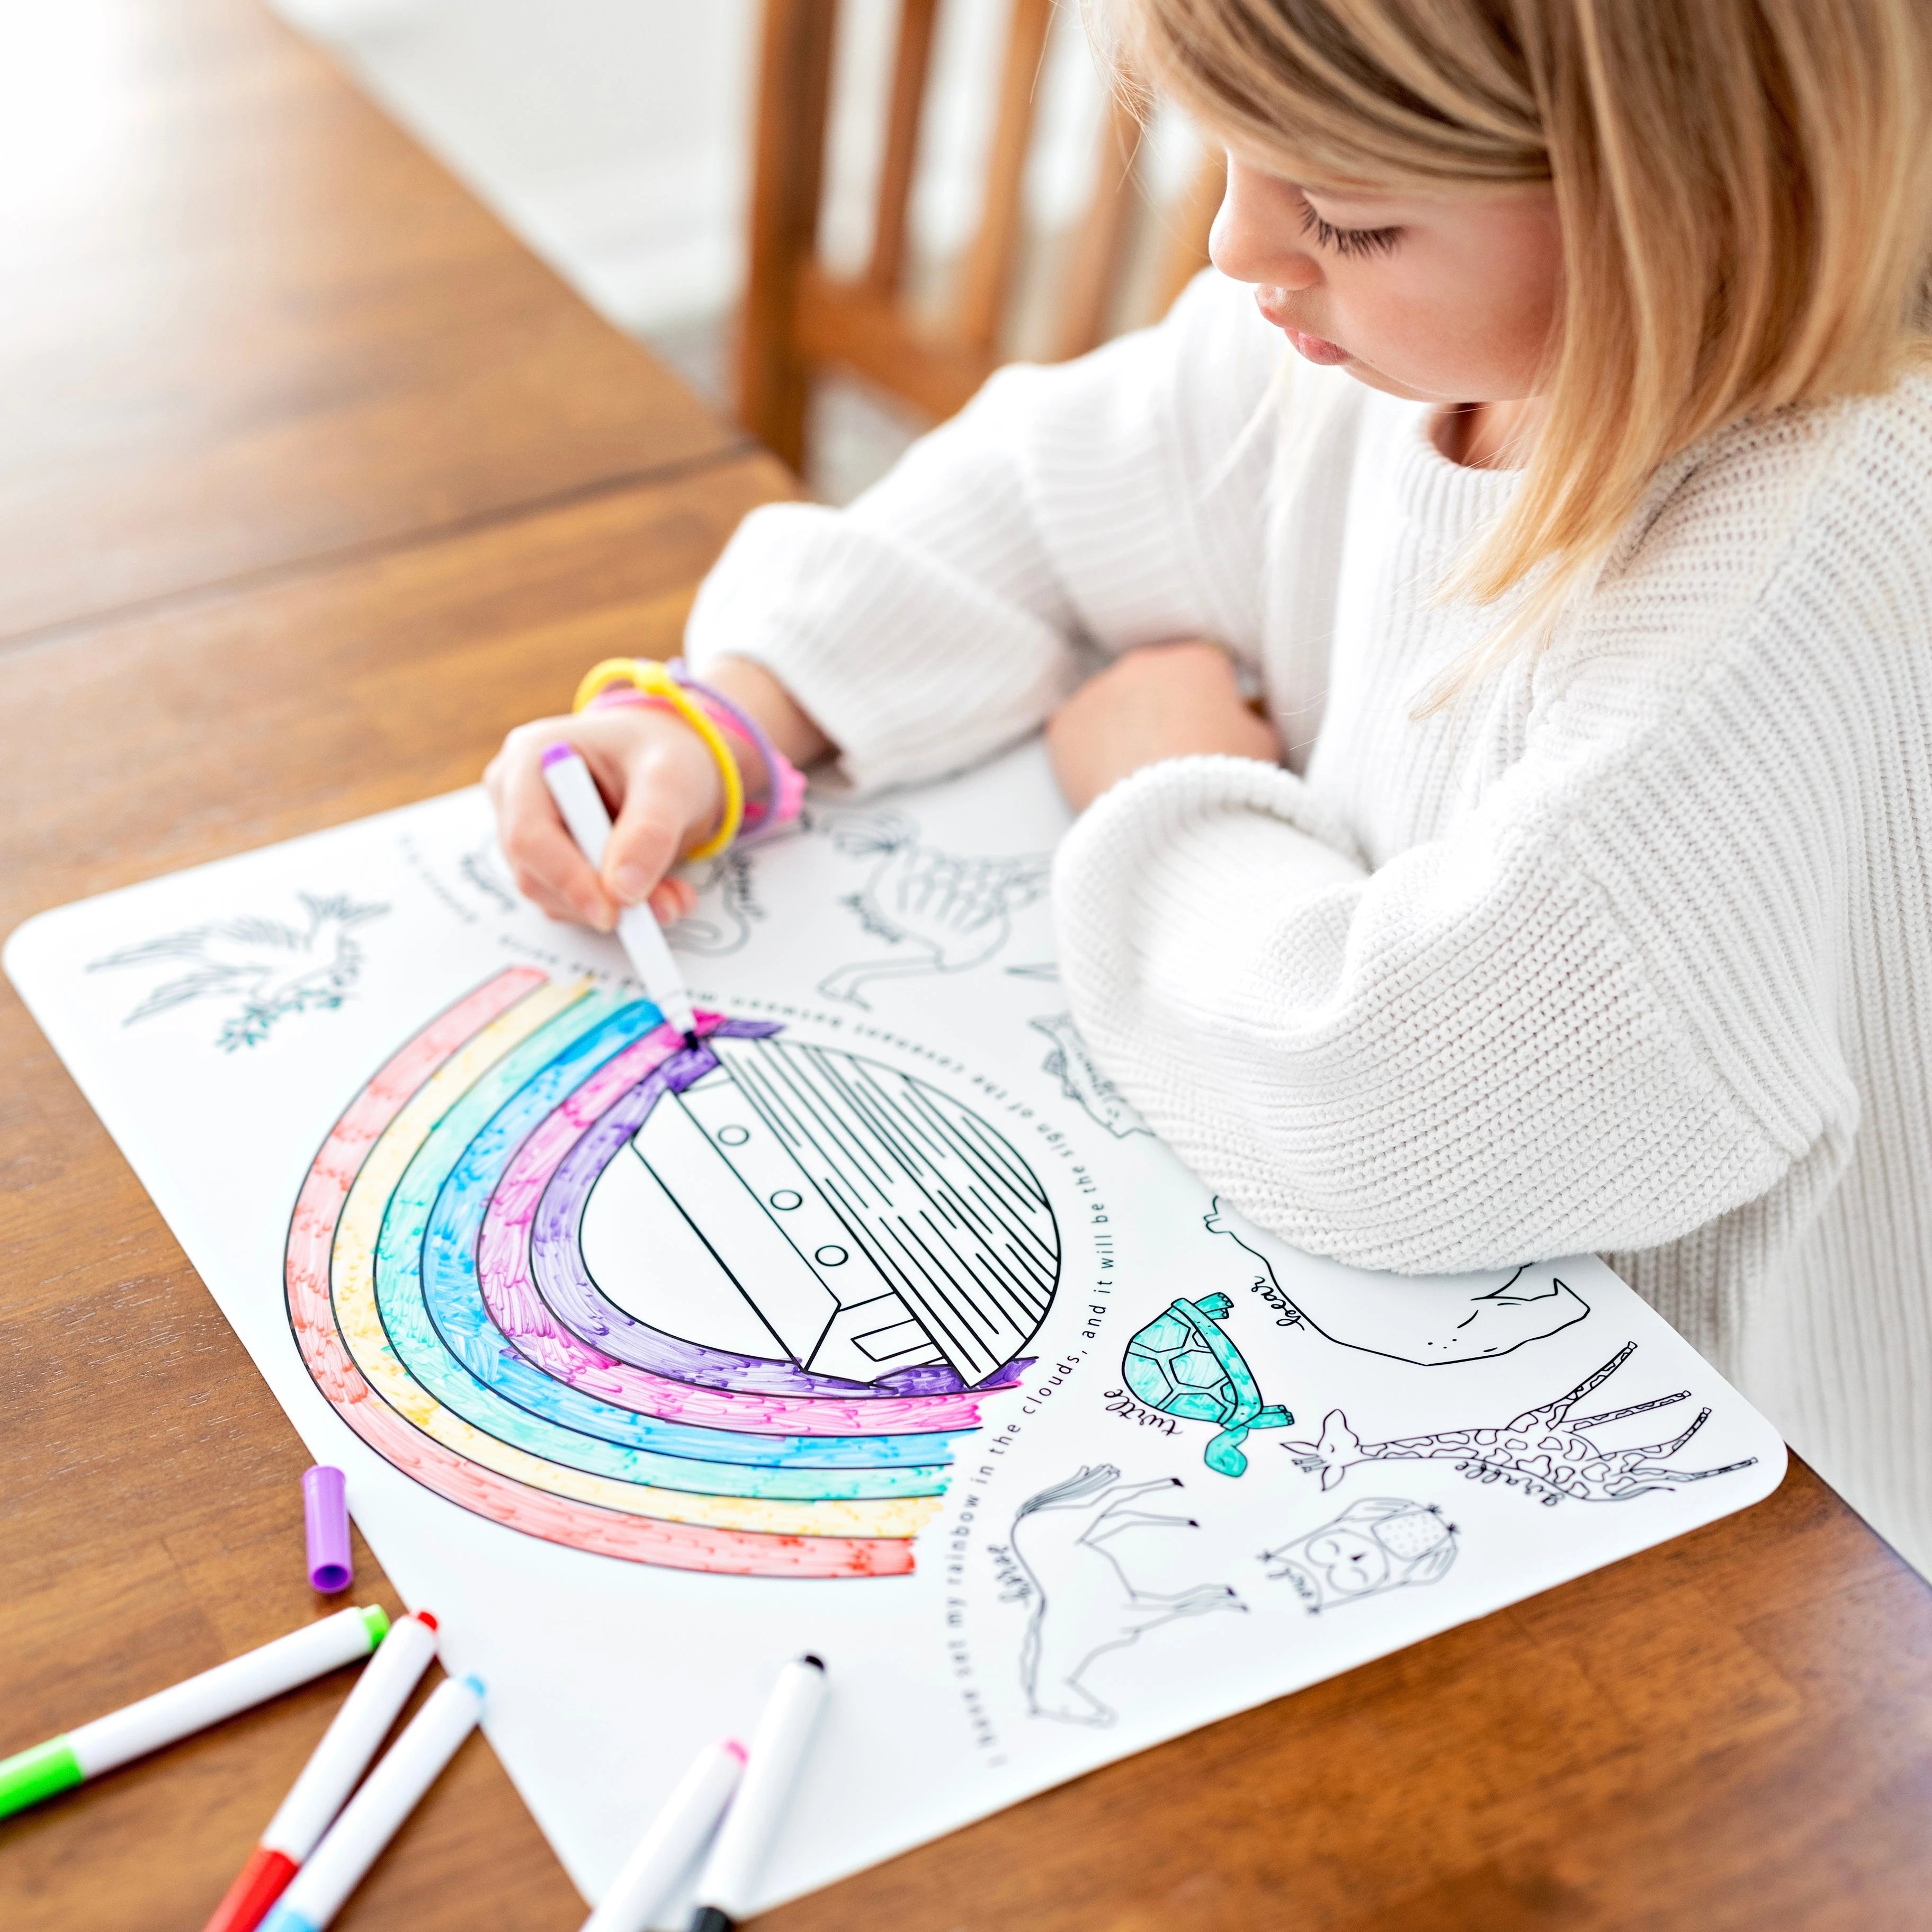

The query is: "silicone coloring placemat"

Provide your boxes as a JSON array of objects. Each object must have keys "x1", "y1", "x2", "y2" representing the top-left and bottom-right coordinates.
[{"x1": 6, "y1": 739, "x2": 1784, "y2": 1920}]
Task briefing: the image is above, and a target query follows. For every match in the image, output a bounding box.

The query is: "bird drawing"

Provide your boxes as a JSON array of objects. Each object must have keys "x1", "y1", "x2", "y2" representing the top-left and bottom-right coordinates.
[
  {"x1": 88, "y1": 892, "x2": 388, "y2": 1050},
  {"x1": 811, "y1": 807, "x2": 1051, "y2": 1008}
]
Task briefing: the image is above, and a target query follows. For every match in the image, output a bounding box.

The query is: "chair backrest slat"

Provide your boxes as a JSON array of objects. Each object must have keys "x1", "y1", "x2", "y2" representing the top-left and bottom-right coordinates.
[
  {"x1": 738, "y1": 0, "x2": 1223, "y2": 477},
  {"x1": 866, "y1": 0, "x2": 940, "y2": 296},
  {"x1": 1154, "y1": 150, "x2": 1227, "y2": 316},
  {"x1": 954, "y1": 0, "x2": 1054, "y2": 352},
  {"x1": 738, "y1": 0, "x2": 839, "y2": 469},
  {"x1": 1053, "y1": 91, "x2": 1142, "y2": 362}
]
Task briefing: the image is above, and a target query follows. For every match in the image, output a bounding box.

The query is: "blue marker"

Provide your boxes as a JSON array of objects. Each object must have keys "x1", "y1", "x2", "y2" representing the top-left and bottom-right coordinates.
[{"x1": 258, "y1": 1675, "x2": 484, "y2": 1932}]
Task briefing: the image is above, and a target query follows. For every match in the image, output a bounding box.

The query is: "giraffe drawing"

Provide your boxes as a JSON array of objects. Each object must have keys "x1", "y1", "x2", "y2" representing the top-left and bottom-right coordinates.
[
  {"x1": 1284, "y1": 1344, "x2": 1760, "y2": 1505},
  {"x1": 811, "y1": 807, "x2": 1050, "y2": 1008}
]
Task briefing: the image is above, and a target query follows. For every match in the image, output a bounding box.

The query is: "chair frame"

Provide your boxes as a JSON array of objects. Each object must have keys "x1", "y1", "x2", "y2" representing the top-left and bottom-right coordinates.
[{"x1": 737, "y1": 0, "x2": 1220, "y2": 470}]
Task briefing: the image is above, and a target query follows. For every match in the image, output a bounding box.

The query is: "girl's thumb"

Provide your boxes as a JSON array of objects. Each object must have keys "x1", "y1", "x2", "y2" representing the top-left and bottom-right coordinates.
[{"x1": 603, "y1": 785, "x2": 687, "y2": 909}]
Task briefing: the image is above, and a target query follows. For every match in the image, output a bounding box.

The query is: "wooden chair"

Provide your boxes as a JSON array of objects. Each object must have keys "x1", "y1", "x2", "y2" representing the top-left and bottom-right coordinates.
[{"x1": 738, "y1": 0, "x2": 1226, "y2": 472}]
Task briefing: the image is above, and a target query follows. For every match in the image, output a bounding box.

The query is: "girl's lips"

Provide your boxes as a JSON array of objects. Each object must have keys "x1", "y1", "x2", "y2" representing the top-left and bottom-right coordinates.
[
  {"x1": 1282, "y1": 326, "x2": 1351, "y2": 366},
  {"x1": 1254, "y1": 291, "x2": 1351, "y2": 365}
]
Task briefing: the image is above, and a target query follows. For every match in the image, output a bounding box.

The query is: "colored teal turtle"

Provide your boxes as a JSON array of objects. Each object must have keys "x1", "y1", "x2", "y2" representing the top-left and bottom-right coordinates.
[{"x1": 1122, "y1": 1293, "x2": 1293, "y2": 1477}]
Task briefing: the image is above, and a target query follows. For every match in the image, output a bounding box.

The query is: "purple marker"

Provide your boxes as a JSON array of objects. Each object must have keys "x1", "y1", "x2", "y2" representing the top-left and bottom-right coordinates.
[
  {"x1": 540, "y1": 744, "x2": 700, "y2": 1048},
  {"x1": 302, "y1": 1466, "x2": 352, "y2": 1594}
]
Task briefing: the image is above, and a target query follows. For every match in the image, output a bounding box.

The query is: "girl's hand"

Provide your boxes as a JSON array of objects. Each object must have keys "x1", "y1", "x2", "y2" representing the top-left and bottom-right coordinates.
[
  {"x1": 1046, "y1": 640, "x2": 1281, "y2": 812},
  {"x1": 485, "y1": 657, "x2": 833, "y2": 935},
  {"x1": 485, "y1": 706, "x2": 720, "y2": 932}
]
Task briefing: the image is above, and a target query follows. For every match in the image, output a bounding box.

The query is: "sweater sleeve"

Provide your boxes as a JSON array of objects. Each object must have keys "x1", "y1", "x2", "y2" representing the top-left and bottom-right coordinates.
[
  {"x1": 1053, "y1": 727, "x2": 1851, "y2": 1275},
  {"x1": 683, "y1": 272, "x2": 1282, "y2": 792}
]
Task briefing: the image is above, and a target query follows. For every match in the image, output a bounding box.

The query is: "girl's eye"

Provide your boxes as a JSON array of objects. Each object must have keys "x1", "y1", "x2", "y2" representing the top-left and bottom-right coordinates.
[{"x1": 1297, "y1": 201, "x2": 1402, "y2": 258}]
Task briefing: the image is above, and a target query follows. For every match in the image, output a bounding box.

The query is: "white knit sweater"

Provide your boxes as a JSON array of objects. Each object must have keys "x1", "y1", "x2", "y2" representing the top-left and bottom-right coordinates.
[{"x1": 686, "y1": 272, "x2": 1932, "y2": 1578}]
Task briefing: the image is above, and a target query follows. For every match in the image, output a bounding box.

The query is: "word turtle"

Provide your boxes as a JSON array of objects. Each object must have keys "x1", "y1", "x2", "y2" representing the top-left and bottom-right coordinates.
[{"x1": 1122, "y1": 1294, "x2": 1293, "y2": 1477}]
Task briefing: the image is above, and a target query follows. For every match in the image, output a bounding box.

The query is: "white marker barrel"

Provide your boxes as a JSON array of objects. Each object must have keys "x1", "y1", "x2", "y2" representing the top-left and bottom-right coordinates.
[
  {"x1": 262, "y1": 1675, "x2": 484, "y2": 1932},
  {"x1": 262, "y1": 1613, "x2": 440, "y2": 1859},
  {"x1": 541, "y1": 746, "x2": 699, "y2": 1041},
  {"x1": 615, "y1": 906, "x2": 699, "y2": 1041},
  {"x1": 582, "y1": 1739, "x2": 746, "y2": 1932},
  {"x1": 68, "y1": 1606, "x2": 388, "y2": 1778},
  {"x1": 690, "y1": 1656, "x2": 828, "y2": 1927},
  {"x1": 542, "y1": 747, "x2": 618, "y2": 870}
]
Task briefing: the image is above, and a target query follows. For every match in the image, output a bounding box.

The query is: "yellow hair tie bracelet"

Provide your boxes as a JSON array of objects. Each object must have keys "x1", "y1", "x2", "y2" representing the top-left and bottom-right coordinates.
[{"x1": 571, "y1": 657, "x2": 746, "y2": 861}]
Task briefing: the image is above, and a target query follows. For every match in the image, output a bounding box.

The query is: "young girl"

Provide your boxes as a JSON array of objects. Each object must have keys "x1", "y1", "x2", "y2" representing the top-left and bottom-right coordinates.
[{"x1": 489, "y1": 0, "x2": 1932, "y2": 1576}]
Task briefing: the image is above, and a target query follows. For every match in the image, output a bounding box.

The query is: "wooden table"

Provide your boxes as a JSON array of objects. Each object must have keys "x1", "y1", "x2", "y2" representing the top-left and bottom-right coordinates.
[{"x1": 1, "y1": 5, "x2": 1928, "y2": 1929}]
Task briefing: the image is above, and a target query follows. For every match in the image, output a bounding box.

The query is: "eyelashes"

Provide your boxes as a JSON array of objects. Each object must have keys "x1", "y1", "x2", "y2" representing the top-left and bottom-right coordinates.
[{"x1": 1297, "y1": 200, "x2": 1402, "y2": 258}]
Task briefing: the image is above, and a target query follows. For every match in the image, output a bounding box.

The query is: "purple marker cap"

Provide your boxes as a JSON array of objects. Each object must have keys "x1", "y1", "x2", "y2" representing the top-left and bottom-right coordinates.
[
  {"x1": 540, "y1": 743, "x2": 576, "y2": 770},
  {"x1": 302, "y1": 1464, "x2": 353, "y2": 1594}
]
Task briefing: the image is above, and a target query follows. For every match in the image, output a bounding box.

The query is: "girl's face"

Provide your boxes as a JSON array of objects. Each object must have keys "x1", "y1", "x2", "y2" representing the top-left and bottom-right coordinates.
[{"x1": 1209, "y1": 152, "x2": 1563, "y2": 408}]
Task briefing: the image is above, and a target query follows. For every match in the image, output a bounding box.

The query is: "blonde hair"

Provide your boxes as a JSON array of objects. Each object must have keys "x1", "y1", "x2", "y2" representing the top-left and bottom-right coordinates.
[{"x1": 1102, "y1": 0, "x2": 1932, "y2": 677}]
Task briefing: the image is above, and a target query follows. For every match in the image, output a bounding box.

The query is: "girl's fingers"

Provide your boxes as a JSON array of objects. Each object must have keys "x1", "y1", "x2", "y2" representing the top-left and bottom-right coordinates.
[
  {"x1": 646, "y1": 876, "x2": 699, "y2": 926},
  {"x1": 499, "y1": 746, "x2": 616, "y2": 930},
  {"x1": 487, "y1": 710, "x2": 723, "y2": 936},
  {"x1": 603, "y1": 781, "x2": 690, "y2": 911}
]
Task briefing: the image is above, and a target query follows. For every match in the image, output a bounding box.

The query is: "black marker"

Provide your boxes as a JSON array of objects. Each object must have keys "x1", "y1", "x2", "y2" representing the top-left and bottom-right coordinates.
[{"x1": 687, "y1": 1655, "x2": 828, "y2": 1931}]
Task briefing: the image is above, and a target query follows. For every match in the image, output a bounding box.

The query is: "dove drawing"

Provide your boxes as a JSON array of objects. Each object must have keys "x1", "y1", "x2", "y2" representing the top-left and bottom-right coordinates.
[{"x1": 89, "y1": 892, "x2": 387, "y2": 1050}]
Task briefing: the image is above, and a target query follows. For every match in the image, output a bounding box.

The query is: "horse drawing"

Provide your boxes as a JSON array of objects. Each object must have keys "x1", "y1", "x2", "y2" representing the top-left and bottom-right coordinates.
[{"x1": 1010, "y1": 1464, "x2": 1243, "y2": 1727}]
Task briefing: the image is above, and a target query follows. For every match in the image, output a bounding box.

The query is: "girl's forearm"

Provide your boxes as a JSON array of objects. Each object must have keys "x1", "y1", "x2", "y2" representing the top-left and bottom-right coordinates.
[{"x1": 697, "y1": 655, "x2": 835, "y2": 789}]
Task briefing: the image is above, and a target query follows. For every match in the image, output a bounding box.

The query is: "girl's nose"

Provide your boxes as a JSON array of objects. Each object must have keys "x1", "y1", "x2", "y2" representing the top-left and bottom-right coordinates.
[{"x1": 1209, "y1": 155, "x2": 1321, "y2": 291}]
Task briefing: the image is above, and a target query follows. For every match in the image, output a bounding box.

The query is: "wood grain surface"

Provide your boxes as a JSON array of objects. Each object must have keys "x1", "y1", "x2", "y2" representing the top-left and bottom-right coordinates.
[
  {"x1": 0, "y1": 456, "x2": 794, "y2": 1932},
  {"x1": 4, "y1": 484, "x2": 1929, "y2": 1932},
  {"x1": 2, "y1": 3, "x2": 1929, "y2": 1929},
  {"x1": 0, "y1": 0, "x2": 742, "y2": 649}
]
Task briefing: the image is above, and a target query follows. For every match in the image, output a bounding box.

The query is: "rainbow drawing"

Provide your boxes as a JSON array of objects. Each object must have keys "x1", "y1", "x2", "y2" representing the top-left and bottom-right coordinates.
[{"x1": 285, "y1": 967, "x2": 1060, "y2": 1578}]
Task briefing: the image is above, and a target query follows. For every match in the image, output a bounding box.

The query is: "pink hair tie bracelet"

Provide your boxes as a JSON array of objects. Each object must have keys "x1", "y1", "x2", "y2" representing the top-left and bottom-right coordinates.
[
  {"x1": 583, "y1": 660, "x2": 805, "y2": 845},
  {"x1": 666, "y1": 660, "x2": 806, "y2": 842}
]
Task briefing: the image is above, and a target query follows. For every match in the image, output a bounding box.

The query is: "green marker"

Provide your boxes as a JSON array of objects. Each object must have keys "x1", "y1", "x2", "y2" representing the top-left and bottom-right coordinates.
[{"x1": 0, "y1": 1604, "x2": 387, "y2": 1819}]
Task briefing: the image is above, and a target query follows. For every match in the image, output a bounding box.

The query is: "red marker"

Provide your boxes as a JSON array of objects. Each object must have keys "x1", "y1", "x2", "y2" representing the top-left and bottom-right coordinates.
[{"x1": 202, "y1": 1612, "x2": 440, "y2": 1932}]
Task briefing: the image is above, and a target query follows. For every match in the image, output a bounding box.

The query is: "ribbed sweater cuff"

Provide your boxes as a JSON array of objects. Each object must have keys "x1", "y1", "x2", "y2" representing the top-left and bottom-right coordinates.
[
  {"x1": 684, "y1": 503, "x2": 1079, "y2": 794},
  {"x1": 1060, "y1": 754, "x2": 1368, "y2": 883}
]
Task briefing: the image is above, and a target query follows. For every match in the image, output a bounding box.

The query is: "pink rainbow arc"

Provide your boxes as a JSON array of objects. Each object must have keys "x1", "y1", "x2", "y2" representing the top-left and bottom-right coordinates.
[
  {"x1": 475, "y1": 1026, "x2": 992, "y2": 1436},
  {"x1": 284, "y1": 967, "x2": 917, "y2": 1578}
]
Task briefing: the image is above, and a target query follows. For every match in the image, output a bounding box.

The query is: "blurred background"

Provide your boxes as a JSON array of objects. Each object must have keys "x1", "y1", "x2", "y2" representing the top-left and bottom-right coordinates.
[{"x1": 270, "y1": 0, "x2": 1214, "y2": 503}]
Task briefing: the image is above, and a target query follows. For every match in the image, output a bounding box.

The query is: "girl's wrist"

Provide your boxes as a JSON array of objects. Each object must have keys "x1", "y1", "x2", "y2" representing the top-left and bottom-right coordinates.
[
  {"x1": 577, "y1": 657, "x2": 808, "y2": 849},
  {"x1": 699, "y1": 655, "x2": 833, "y2": 772}
]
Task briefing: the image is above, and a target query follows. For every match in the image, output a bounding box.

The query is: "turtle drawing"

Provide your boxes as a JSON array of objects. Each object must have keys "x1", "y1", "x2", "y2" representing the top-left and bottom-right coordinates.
[{"x1": 1122, "y1": 1294, "x2": 1293, "y2": 1477}]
